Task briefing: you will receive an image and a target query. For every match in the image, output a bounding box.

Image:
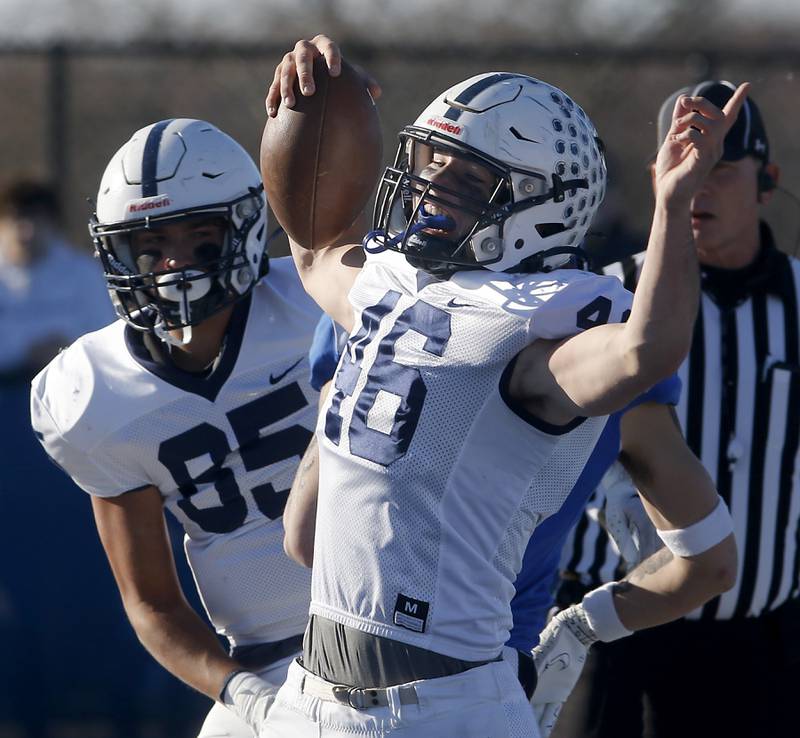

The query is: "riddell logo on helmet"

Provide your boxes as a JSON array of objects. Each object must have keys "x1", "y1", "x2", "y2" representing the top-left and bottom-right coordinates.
[
  {"x1": 427, "y1": 118, "x2": 463, "y2": 136},
  {"x1": 127, "y1": 196, "x2": 172, "y2": 214}
]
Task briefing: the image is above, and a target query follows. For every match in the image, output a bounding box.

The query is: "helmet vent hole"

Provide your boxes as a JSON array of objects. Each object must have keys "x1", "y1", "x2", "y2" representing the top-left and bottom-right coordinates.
[
  {"x1": 514, "y1": 239, "x2": 524, "y2": 250},
  {"x1": 552, "y1": 119, "x2": 563, "y2": 132}
]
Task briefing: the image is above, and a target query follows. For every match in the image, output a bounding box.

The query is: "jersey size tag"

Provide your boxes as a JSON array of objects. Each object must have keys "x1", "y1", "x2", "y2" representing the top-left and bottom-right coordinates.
[{"x1": 393, "y1": 594, "x2": 430, "y2": 633}]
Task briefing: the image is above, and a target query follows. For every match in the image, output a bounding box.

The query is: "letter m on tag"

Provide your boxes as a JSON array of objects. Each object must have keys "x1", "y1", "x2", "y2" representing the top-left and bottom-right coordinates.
[{"x1": 393, "y1": 593, "x2": 430, "y2": 633}]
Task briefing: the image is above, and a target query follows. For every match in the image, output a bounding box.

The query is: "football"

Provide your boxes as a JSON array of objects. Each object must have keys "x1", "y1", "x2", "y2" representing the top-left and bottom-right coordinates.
[{"x1": 260, "y1": 56, "x2": 383, "y2": 249}]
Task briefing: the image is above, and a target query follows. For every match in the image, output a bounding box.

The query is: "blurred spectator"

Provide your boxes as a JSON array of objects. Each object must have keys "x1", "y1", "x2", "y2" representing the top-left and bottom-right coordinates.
[
  {"x1": 0, "y1": 180, "x2": 113, "y2": 384},
  {"x1": 0, "y1": 181, "x2": 186, "y2": 737}
]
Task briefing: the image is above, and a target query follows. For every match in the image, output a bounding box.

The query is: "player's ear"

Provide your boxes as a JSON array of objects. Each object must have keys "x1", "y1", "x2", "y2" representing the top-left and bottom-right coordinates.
[{"x1": 757, "y1": 162, "x2": 780, "y2": 205}]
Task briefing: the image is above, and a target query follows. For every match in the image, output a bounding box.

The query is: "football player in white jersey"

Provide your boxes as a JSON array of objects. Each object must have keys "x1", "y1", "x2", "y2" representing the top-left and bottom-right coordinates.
[
  {"x1": 256, "y1": 40, "x2": 745, "y2": 738},
  {"x1": 30, "y1": 119, "x2": 324, "y2": 737}
]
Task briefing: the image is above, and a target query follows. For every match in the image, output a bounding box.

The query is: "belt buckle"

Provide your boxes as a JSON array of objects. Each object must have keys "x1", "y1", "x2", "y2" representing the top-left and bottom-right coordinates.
[
  {"x1": 330, "y1": 685, "x2": 366, "y2": 709},
  {"x1": 348, "y1": 687, "x2": 368, "y2": 710}
]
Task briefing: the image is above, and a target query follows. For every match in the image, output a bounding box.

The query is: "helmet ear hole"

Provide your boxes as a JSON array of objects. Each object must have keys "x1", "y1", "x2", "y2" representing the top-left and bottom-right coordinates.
[
  {"x1": 514, "y1": 239, "x2": 524, "y2": 250},
  {"x1": 536, "y1": 223, "x2": 567, "y2": 238}
]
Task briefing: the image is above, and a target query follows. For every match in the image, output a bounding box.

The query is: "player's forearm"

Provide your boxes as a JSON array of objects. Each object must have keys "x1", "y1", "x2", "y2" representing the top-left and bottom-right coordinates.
[
  {"x1": 611, "y1": 534, "x2": 737, "y2": 631},
  {"x1": 125, "y1": 599, "x2": 238, "y2": 700},
  {"x1": 283, "y1": 435, "x2": 319, "y2": 567},
  {"x1": 623, "y1": 198, "x2": 698, "y2": 382}
]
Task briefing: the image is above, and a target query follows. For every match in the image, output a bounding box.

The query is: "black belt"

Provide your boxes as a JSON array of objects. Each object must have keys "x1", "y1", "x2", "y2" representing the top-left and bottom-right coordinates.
[{"x1": 230, "y1": 633, "x2": 304, "y2": 671}]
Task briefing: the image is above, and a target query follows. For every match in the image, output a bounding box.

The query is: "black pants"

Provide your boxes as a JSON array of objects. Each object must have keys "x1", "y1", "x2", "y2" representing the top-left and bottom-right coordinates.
[{"x1": 551, "y1": 598, "x2": 800, "y2": 738}]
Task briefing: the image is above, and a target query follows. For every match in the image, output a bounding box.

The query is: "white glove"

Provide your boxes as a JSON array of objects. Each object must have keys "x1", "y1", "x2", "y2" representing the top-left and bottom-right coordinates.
[
  {"x1": 222, "y1": 670, "x2": 278, "y2": 736},
  {"x1": 601, "y1": 462, "x2": 663, "y2": 570},
  {"x1": 530, "y1": 604, "x2": 597, "y2": 737}
]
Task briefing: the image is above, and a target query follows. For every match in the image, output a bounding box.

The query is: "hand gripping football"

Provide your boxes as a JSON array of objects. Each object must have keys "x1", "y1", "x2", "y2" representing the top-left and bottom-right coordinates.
[{"x1": 260, "y1": 57, "x2": 383, "y2": 249}]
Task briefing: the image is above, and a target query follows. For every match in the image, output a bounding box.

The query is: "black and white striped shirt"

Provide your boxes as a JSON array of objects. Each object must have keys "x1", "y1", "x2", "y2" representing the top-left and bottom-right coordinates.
[{"x1": 561, "y1": 223, "x2": 800, "y2": 619}]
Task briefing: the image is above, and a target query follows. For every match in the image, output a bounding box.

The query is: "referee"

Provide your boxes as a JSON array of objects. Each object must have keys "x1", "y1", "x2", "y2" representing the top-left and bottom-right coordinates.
[{"x1": 552, "y1": 81, "x2": 800, "y2": 738}]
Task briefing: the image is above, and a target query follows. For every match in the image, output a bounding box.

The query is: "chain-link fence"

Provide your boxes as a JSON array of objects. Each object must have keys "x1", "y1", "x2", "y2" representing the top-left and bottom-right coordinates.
[{"x1": 2, "y1": 43, "x2": 800, "y2": 259}]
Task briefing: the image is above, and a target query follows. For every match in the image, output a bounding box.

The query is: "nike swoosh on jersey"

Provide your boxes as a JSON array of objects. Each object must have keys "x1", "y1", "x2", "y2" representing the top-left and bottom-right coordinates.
[
  {"x1": 447, "y1": 297, "x2": 475, "y2": 308},
  {"x1": 269, "y1": 357, "x2": 303, "y2": 385}
]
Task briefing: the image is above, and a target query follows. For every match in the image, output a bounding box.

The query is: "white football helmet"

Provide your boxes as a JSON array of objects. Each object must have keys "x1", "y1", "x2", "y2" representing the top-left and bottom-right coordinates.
[
  {"x1": 372, "y1": 73, "x2": 607, "y2": 275},
  {"x1": 89, "y1": 118, "x2": 268, "y2": 342}
]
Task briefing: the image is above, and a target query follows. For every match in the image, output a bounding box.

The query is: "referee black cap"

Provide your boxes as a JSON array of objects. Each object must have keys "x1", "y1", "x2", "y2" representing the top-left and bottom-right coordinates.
[{"x1": 655, "y1": 80, "x2": 769, "y2": 164}]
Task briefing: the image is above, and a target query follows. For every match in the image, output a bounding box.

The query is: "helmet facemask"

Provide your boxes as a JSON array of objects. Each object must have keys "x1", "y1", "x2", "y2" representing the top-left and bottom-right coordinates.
[
  {"x1": 91, "y1": 186, "x2": 265, "y2": 345},
  {"x1": 372, "y1": 127, "x2": 591, "y2": 276}
]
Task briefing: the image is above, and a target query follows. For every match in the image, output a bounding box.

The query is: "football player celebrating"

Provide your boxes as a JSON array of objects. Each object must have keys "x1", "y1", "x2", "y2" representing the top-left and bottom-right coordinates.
[
  {"x1": 259, "y1": 39, "x2": 744, "y2": 738},
  {"x1": 30, "y1": 119, "x2": 323, "y2": 737}
]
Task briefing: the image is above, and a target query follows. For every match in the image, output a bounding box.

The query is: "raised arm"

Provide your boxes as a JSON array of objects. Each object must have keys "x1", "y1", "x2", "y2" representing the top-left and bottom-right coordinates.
[
  {"x1": 263, "y1": 36, "x2": 382, "y2": 329},
  {"x1": 286, "y1": 216, "x2": 367, "y2": 330},
  {"x1": 515, "y1": 84, "x2": 750, "y2": 423}
]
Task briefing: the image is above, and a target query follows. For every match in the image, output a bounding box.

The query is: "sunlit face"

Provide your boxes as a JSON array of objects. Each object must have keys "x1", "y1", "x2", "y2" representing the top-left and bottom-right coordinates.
[
  {"x1": 412, "y1": 145, "x2": 499, "y2": 241},
  {"x1": 129, "y1": 216, "x2": 227, "y2": 274},
  {"x1": 688, "y1": 157, "x2": 761, "y2": 268}
]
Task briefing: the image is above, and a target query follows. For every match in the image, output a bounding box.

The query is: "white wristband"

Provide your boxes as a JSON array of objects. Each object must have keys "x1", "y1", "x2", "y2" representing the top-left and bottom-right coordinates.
[
  {"x1": 582, "y1": 582, "x2": 633, "y2": 643},
  {"x1": 657, "y1": 496, "x2": 733, "y2": 557}
]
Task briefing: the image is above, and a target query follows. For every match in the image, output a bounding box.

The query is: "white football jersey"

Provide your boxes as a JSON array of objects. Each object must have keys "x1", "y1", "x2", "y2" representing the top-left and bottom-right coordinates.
[
  {"x1": 311, "y1": 246, "x2": 633, "y2": 662},
  {"x1": 31, "y1": 258, "x2": 321, "y2": 647}
]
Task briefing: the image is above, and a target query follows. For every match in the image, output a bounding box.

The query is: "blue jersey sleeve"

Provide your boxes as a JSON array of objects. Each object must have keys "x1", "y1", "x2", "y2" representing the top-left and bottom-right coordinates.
[
  {"x1": 308, "y1": 316, "x2": 343, "y2": 391},
  {"x1": 627, "y1": 373, "x2": 681, "y2": 410},
  {"x1": 508, "y1": 414, "x2": 622, "y2": 650}
]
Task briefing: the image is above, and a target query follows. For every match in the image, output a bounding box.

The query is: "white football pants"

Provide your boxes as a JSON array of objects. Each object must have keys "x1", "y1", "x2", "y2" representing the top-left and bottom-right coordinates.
[
  {"x1": 261, "y1": 657, "x2": 540, "y2": 737},
  {"x1": 197, "y1": 651, "x2": 299, "y2": 738}
]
